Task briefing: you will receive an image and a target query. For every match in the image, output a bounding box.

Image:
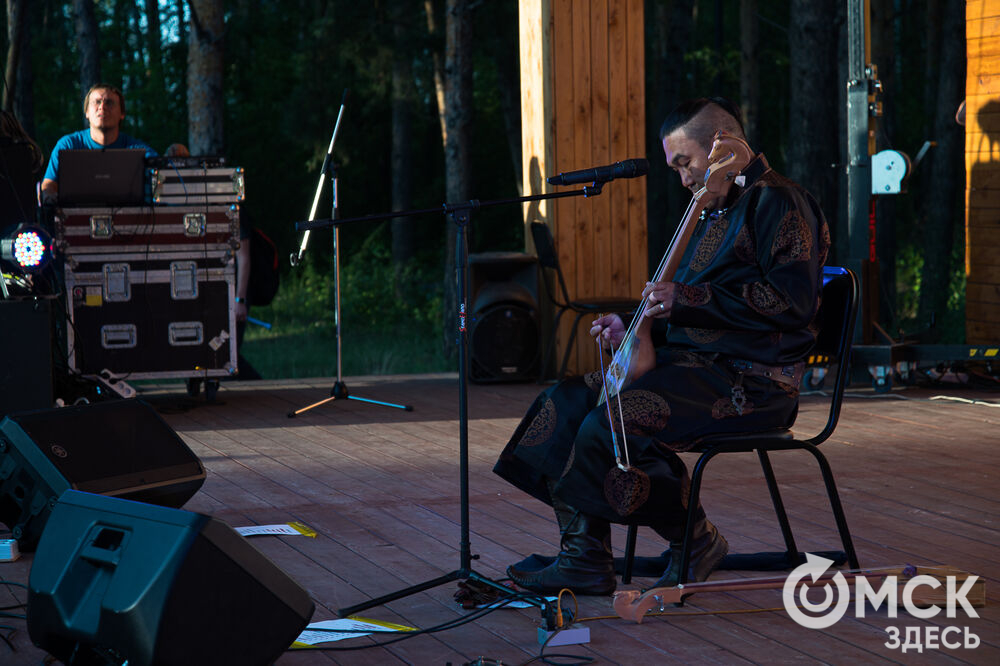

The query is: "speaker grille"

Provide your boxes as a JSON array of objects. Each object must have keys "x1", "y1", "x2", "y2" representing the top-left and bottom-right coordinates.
[{"x1": 470, "y1": 302, "x2": 539, "y2": 382}]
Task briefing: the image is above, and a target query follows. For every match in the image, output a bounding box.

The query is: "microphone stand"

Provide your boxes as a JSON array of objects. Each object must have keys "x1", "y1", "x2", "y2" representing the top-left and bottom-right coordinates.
[
  {"x1": 288, "y1": 90, "x2": 413, "y2": 417},
  {"x1": 296, "y1": 181, "x2": 608, "y2": 617}
]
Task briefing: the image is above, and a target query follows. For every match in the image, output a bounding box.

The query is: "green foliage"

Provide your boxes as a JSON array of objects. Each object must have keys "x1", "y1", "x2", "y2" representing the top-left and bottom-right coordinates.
[{"x1": 241, "y1": 233, "x2": 448, "y2": 378}]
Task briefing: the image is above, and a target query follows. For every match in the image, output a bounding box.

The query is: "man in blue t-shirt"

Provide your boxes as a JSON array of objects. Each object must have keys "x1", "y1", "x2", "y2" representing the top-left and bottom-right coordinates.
[{"x1": 40, "y1": 83, "x2": 157, "y2": 201}]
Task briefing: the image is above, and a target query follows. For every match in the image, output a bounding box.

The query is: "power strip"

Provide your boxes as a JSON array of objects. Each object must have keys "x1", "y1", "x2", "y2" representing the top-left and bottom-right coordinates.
[{"x1": 537, "y1": 623, "x2": 590, "y2": 646}]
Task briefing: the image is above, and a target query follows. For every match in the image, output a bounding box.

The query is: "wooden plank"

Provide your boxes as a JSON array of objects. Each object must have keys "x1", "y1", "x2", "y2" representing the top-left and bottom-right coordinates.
[
  {"x1": 626, "y1": 0, "x2": 648, "y2": 295},
  {"x1": 570, "y1": 0, "x2": 594, "y2": 375},
  {"x1": 968, "y1": 317, "x2": 1000, "y2": 340},
  {"x1": 590, "y1": 0, "x2": 612, "y2": 298},
  {"x1": 550, "y1": 0, "x2": 575, "y2": 374},
  {"x1": 968, "y1": 185, "x2": 1000, "y2": 208},
  {"x1": 966, "y1": 300, "x2": 1000, "y2": 322},
  {"x1": 968, "y1": 241, "x2": 1000, "y2": 269},
  {"x1": 519, "y1": 0, "x2": 553, "y2": 221},
  {"x1": 966, "y1": 0, "x2": 1000, "y2": 21},
  {"x1": 967, "y1": 208, "x2": 1000, "y2": 228},
  {"x1": 968, "y1": 263, "x2": 1000, "y2": 283},
  {"x1": 608, "y1": 0, "x2": 632, "y2": 300}
]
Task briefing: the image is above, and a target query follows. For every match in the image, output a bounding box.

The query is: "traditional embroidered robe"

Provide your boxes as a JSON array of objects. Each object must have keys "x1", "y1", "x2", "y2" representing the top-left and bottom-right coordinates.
[{"x1": 494, "y1": 154, "x2": 831, "y2": 529}]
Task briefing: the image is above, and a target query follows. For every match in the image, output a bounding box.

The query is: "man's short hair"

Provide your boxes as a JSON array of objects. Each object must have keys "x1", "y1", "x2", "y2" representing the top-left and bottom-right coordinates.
[
  {"x1": 83, "y1": 83, "x2": 126, "y2": 117},
  {"x1": 659, "y1": 97, "x2": 746, "y2": 149}
]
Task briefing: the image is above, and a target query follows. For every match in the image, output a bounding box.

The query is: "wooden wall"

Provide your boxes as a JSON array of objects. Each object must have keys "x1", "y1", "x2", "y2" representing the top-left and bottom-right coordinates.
[
  {"x1": 966, "y1": 0, "x2": 1000, "y2": 343},
  {"x1": 519, "y1": 0, "x2": 647, "y2": 376}
]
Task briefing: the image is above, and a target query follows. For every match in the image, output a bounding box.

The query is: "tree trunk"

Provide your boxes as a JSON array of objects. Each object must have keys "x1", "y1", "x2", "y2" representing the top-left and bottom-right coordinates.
[
  {"x1": 787, "y1": 0, "x2": 840, "y2": 233},
  {"x1": 391, "y1": 2, "x2": 415, "y2": 300},
  {"x1": 13, "y1": 0, "x2": 34, "y2": 137},
  {"x1": 424, "y1": 0, "x2": 447, "y2": 144},
  {"x1": 739, "y1": 0, "x2": 759, "y2": 145},
  {"x1": 187, "y1": 0, "x2": 224, "y2": 155},
  {"x1": 439, "y1": 0, "x2": 474, "y2": 361},
  {"x1": 917, "y1": 0, "x2": 965, "y2": 340},
  {"x1": 73, "y1": 0, "x2": 101, "y2": 98},
  {"x1": 3, "y1": 0, "x2": 26, "y2": 112},
  {"x1": 488, "y1": 11, "x2": 521, "y2": 196}
]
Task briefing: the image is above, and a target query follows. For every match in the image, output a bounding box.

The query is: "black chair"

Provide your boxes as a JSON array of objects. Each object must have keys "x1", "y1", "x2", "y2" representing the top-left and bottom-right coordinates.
[
  {"x1": 530, "y1": 222, "x2": 641, "y2": 380},
  {"x1": 620, "y1": 266, "x2": 861, "y2": 584}
]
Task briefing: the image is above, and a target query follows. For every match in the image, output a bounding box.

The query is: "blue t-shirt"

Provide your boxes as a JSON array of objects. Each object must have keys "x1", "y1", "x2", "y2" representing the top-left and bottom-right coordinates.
[{"x1": 43, "y1": 130, "x2": 157, "y2": 182}]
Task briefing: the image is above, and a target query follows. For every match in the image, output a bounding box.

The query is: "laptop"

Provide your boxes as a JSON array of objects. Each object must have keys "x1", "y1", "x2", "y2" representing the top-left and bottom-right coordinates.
[{"x1": 58, "y1": 148, "x2": 147, "y2": 206}]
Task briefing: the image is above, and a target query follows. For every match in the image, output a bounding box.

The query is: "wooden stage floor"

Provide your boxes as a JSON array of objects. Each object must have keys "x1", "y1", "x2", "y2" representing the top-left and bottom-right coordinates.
[{"x1": 1, "y1": 374, "x2": 998, "y2": 664}]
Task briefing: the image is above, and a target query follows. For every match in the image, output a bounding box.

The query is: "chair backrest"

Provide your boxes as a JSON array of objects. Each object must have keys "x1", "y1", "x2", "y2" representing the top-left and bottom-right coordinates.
[
  {"x1": 530, "y1": 222, "x2": 571, "y2": 305},
  {"x1": 530, "y1": 221, "x2": 560, "y2": 270},
  {"x1": 809, "y1": 266, "x2": 860, "y2": 445}
]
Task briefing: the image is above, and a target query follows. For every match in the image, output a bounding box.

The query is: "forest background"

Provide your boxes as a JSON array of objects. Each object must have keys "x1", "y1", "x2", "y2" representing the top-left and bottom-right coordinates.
[{"x1": 2, "y1": 0, "x2": 966, "y2": 379}]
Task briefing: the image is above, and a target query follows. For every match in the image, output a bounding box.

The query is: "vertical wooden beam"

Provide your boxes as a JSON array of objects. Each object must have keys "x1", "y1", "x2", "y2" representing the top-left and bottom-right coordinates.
[
  {"x1": 965, "y1": 0, "x2": 1000, "y2": 342},
  {"x1": 519, "y1": 0, "x2": 647, "y2": 376}
]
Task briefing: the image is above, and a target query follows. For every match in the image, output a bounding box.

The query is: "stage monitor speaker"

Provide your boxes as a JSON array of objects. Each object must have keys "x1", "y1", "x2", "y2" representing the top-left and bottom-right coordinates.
[
  {"x1": 27, "y1": 490, "x2": 315, "y2": 666},
  {"x1": 469, "y1": 252, "x2": 540, "y2": 383},
  {"x1": 0, "y1": 298, "x2": 53, "y2": 419},
  {"x1": 0, "y1": 399, "x2": 205, "y2": 550}
]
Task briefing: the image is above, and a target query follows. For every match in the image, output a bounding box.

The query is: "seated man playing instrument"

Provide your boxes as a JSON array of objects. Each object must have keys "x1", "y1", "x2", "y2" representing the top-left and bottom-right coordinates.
[{"x1": 494, "y1": 97, "x2": 831, "y2": 595}]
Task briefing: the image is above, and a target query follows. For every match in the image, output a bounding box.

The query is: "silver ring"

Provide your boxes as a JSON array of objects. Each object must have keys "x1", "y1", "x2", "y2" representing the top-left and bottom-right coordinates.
[{"x1": 659, "y1": 302, "x2": 665, "y2": 312}]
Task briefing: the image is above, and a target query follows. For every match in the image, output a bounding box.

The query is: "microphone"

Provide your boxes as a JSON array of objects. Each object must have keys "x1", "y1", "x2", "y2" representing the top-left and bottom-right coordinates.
[{"x1": 547, "y1": 158, "x2": 649, "y2": 186}]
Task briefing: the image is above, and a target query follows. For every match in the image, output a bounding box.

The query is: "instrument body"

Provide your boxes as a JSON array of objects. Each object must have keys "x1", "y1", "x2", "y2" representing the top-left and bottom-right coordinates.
[{"x1": 612, "y1": 564, "x2": 985, "y2": 623}]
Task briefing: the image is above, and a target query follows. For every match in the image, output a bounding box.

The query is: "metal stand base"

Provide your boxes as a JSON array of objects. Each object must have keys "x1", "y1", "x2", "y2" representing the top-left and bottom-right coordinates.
[
  {"x1": 338, "y1": 568, "x2": 522, "y2": 618},
  {"x1": 287, "y1": 381, "x2": 412, "y2": 418}
]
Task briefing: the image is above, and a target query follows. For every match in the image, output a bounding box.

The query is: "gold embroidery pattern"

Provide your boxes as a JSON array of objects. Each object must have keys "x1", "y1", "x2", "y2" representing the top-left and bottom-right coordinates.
[
  {"x1": 685, "y1": 327, "x2": 726, "y2": 344},
  {"x1": 610, "y1": 390, "x2": 670, "y2": 436},
  {"x1": 584, "y1": 371, "x2": 604, "y2": 392},
  {"x1": 520, "y1": 397, "x2": 556, "y2": 447},
  {"x1": 734, "y1": 223, "x2": 756, "y2": 263},
  {"x1": 675, "y1": 283, "x2": 712, "y2": 307},
  {"x1": 671, "y1": 351, "x2": 714, "y2": 368},
  {"x1": 559, "y1": 443, "x2": 576, "y2": 479},
  {"x1": 603, "y1": 465, "x2": 651, "y2": 517},
  {"x1": 690, "y1": 217, "x2": 730, "y2": 272},
  {"x1": 818, "y1": 219, "x2": 831, "y2": 266},
  {"x1": 743, "y1": 281, "x2": 790, "y2": 315},
  {"x1": 772, "y1": 209, "x2": 813, "y2": 264},
  {"x1": 712, "y1": 397, "x2": 756, "y2": 419}
]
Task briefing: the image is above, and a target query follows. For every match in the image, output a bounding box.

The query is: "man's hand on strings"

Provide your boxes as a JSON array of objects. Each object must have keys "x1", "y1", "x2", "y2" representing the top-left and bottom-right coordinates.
[
  {"x1": 642, "y1": 280, "x2": 675, "y2": 319},
  {"x1": 590, "y1": 314, "x2": 625, "y2": 352}
]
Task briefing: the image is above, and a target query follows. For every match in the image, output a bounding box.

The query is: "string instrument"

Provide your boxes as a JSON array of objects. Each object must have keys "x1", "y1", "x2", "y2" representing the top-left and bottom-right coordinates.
[
  {"x1": 598, "y1": 131, "x2": 754, "y2": 408},
  {"x1": 612, "y1": 563, "x2": 984, "y2": 624}
]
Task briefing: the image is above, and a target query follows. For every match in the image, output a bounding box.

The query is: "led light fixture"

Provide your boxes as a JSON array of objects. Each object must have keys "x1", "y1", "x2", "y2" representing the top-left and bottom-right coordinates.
[{"x1": 1, "y1": 225, "x2": 53, "y2": 272}]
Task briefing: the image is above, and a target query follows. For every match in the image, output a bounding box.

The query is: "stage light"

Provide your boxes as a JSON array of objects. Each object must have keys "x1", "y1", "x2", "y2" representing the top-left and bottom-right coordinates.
[{"x1": 1, "y1": 225, "x2": 53, "y2": 272}]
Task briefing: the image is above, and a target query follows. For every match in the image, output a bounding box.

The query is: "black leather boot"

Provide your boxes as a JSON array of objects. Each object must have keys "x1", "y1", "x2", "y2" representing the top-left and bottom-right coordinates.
[
  {"x1": 507, "y1": 509, "x2": 616, "y2": 596},
  {"x1": 650, "y1": 518, "x2": 728, "y2": 588},
  {"x1": 507, "y1": 482, "x2": 574, "y2": 576}
]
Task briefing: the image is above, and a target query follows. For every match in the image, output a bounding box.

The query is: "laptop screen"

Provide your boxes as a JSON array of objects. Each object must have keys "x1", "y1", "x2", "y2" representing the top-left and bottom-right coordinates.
[{"x1": 58, "y1": 149, "x2": 146, "y2": 206}]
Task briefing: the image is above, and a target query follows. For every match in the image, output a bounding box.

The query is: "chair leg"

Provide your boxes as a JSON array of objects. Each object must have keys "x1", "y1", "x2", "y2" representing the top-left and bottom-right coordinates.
[
  {"x1": 676, "y1": 449, "x2": 718, "y2": 586},
  {"x1": 757, "y1": 449, "x2": 800, "y2": 568},
  {"x1": 802, "y1": 443, "x2": 860, "y2": 569},
  {"x1": 622, "y1": 524, "x2": 638, "y2": 583}
]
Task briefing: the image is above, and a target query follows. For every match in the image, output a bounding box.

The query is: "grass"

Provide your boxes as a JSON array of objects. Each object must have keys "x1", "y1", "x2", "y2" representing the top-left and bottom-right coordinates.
[{"x1": 239, "y1": 253, "x2": 451, "y2": 379}]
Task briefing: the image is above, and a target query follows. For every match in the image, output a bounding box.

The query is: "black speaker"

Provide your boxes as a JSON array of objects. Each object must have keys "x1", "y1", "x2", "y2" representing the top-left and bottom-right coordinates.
[
  {"x1": 0, "y1": 399, "x2": 205, "y2": 550},
  {"x1": 28, "y1": 490, "x2": 315, "y2": 666},
  {"x1": 469, "y1": 252, "x2": 540, "y2": 383},
  {"x1": 0, "y1": 298, "x2": 53, "y2": 418}
]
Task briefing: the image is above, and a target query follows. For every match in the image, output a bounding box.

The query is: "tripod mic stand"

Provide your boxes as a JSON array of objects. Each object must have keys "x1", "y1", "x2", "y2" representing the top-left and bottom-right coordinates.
[
  {"x1": 296, "y1": 183, "x2": 608, "y2": 617},
  {"x1": 288, "y1": 90, "x2": 412, "y2": 418}
]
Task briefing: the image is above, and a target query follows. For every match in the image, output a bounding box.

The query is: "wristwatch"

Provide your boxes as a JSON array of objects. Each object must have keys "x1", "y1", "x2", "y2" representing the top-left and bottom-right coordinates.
[{"x1": 235, "y1": 297, "x2": 246, "y2": 304}]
